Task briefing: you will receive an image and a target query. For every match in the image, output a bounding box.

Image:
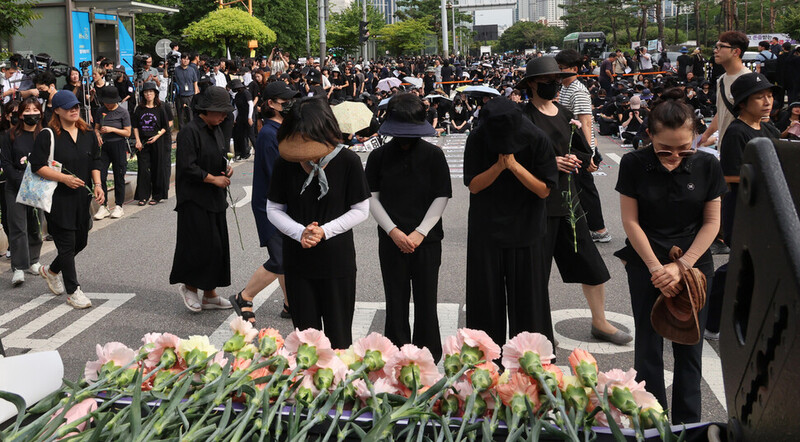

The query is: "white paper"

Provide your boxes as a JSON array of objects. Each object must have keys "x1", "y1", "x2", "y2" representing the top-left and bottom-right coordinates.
[{"x1": 0, "y1": 351, "x2": 64, "y2": 424}]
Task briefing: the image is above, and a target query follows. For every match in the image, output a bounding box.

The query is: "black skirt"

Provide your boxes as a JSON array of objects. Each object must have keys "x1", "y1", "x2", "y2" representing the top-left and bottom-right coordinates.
[{"x1": 169, "y1": 201, "x2": 231, "y2": 290}]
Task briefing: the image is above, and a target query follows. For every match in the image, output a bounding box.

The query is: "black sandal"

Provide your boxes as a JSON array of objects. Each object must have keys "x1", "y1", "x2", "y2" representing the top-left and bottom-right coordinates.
[
  {"x1": 229, "y1": 291, "x2": 255, "y2": 324},
  {"x1": 280, "y1": 303, "x2": 291, "y2": 319},
  {"x1": 138, "y1": 200, "x2": 147, "y2": 206}
]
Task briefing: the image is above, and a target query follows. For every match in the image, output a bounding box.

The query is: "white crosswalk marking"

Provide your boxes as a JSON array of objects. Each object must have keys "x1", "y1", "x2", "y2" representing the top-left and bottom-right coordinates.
[
  {"x1": 0, "y1": 293, "x2": 135, "y2": 352},
  {"x1": 351, "y1": 301, "x2": 461, "y2": 341},
  {"x1": 233, "y1": 185, "x2": 253, "y2": 208},
  {"x1": 606, "y1": 153, "x2": 622, "y2": 164},
  {"x1": 209, "y1": 280, "x2": 279, "y2": 348}
]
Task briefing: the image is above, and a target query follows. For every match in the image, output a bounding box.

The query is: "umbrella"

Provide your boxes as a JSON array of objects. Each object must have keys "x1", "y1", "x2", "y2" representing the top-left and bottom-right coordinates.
[
  {"x1": 462, "y1": 85, "x2": 501, "y2": 96},
  {"x1": 455, "y1": 85, "x2": 470, "y2": 92},
  {"x1": 378, "y1": 97, "x2": 392, "y2": 110},
  {"x1": 332, "y1": 101, "x2": 375, "y2": 134},
  {"x1": 481, "y1": 63, "x2": 493, "y2": 68},
  {"x1": 403, "y1": 76, "x2": 423, "y2": 89},
  {"x1": 377, "y1": 77, "x2": 402, "y2": 92},
  {"x1": 424, "y1": 94, "x2": 451, "y2": 101}
]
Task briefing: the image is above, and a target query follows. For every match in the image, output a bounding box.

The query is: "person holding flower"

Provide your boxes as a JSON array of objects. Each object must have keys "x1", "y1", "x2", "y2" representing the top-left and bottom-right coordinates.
[
  {"x1": 132, "y1": 81, "x2": 173, "y2": 205},
  {"x1": 0, "y1": 97, "x2": 45, "y2": 286},
  {"x1": 169, "y1": 86, "x2": 235, "y2": 313},
  {"x1": 518, "y1": 56, "x2": 632, "y2": 346},
  {"x1": 615, "y1": 88, "x2": 726, "y2": 423},
  {"x1": 29, "y1": 90, "x2": 104, "y2": 309},
  {"x1": 266, "y1": 96, "x2": 370, "y2": 349}
]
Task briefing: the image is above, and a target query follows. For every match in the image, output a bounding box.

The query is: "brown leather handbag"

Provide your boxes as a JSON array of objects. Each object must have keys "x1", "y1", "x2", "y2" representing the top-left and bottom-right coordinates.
[{"x1": 650, "y1": 246, "x2": 708, "y2": 345}]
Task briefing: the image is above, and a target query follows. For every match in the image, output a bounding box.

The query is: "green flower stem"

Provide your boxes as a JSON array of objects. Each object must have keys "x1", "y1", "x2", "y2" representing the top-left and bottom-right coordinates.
[
  {"x1": 533, "y1": 372, "x2": 580, "y2": 442},
  {"x1": 262, "y1": 365, "x2": 302, "y2": 436},
  {"x1": 454, "y1": 391, "x2": 477, "y2": 442},
  {"x1": 227, "y1": 187, "x2": 245, "y2": 250},
  {"x1": 589, "y1": 385, "x2": 625, "y2": 441}
]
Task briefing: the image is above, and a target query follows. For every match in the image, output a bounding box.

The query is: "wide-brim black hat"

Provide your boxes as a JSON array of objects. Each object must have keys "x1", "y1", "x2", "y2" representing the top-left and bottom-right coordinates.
[
  {"x1": 229, "y1": 79, "x2": 245, "y2": 90},
  {"x1": 731, "y1": 72, "x2": 783, "y2": 110},
  {"x1": 196, "y1": 86, "x2": 234, "y2": 113},
  {"x1": 475, "y1": 97, "x2": 539, "y2": 154},
  {"x1": 379, "y1": 118, "x2": 436, "y2": 138},
  {"x1": 98, "y1": 86, "x2": 121, "y2": 104},
  {"x1": 515, "y1": 57, "x2": 575, "y2": 90}
]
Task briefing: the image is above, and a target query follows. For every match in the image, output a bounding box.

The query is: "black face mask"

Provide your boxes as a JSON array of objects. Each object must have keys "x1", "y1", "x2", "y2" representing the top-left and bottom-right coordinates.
[
  {"x1": 278, "y1": 99, "x2": 295, "y2": 118},
  {"x1": 536, "y1": 81, "x2": 561, "y2": 100},
  {"x1": 38, "y1": 90, "x2": 50, "y2": 101},
  {"x1": 23, "y1": 114, "x2": 41, "y2": 126}
]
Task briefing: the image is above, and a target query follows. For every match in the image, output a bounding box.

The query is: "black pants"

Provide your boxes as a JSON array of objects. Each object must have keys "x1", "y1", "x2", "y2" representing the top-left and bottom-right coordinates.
[
  {"x1": 175, "y1": 95, "x2": 194, "y2": 128},
  {"x1": 379, "y1": 237, "x2": 443, "y2": 362},
  {"x1": 576, "y1": 167, "x2": 606, "y2": 232},
  {"x1": 4, "y1": 182, "x2": 43, "y2": 270},
  {"x1": 233, "y1": 121, "x2": 253, "y2": 159},
  {"x1": 542, "y1": 215, "x2": 611, "y2": 286},
  {"x1": 626, "y1": 259, "x2": 711, "y2": 425},
  {"x1": 285, "y1": 274, "x2": 356, "y2": 350},
  {"x1": 465, "y1": 238, "x2": 553, "y2": 347},
  {"x1": 0, "y1": 181, "x2": 9, "y2": 251},
  {"x1": 158, "y1": 137, "x2": 171, "y2": 201},
  {"x1": 169, "y1": 202, "x2": 231, "y2": 291},
  {"x1": 707, "y1": 188, "x2": 737, "y2": 333},
  {"x1": 48, "y1": 221, "x2": 89, "y2": 295},
  {"x1": 134, "y1": 143, "x2": 158, "y2": 201},
  {"x1": 100, "y1": 139, "x2": 128, "y2": 207}
]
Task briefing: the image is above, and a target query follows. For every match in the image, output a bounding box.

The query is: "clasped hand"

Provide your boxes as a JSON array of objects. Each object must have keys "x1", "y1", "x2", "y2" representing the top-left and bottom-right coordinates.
[
  {"x1": 650, "y1": 262, "x2": 682, "y2": 297},
  {"x1": 389, "y1": 228, "x2": 424, "y2": 254},
  {"x1": 495, "y1": 154, "x2": 519, "y2": 172},
  {"x1": 301, "y1": 222, "x2": 325, "y2": 248},
  {"x1": 556, "y1": 154, "x2": 581, "y2": 174}
]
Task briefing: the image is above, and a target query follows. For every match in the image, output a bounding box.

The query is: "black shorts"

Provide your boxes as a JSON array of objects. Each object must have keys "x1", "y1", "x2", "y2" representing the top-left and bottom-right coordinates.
[
  {"x1": 262, "y1": 233, "x2": 284, "y2": 275},
  {"x1": 543, "y1": 215, "x2": 610, "y2": 286}
]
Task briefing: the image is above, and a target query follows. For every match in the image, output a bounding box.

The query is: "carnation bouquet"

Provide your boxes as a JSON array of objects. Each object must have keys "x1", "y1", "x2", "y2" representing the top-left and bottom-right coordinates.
[{"x1": 0, "y1": 319, "x2": 681, "y2": 441}]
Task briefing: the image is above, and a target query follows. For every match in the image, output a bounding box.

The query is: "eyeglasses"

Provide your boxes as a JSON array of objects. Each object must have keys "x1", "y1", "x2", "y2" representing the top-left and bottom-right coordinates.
[
  {"x1": 654, "y1": 148, "x2": 696, "y2": 158},
  {"x1": 713, "y1": 44, "x2": 732, "y2": 51}
]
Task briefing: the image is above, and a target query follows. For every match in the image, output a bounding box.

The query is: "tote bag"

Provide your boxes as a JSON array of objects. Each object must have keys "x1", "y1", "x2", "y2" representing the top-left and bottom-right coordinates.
[{"x1": 16, "y1": 128, "x2": 61, "y2": 213}]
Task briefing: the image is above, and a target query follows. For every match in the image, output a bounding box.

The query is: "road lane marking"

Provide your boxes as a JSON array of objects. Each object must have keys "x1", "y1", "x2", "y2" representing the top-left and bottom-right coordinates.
[
  {"x1": 702, "y1": 343, "x2": 727, "y2": 411},
  {"x1": 0, "y1": 293, "x2": 135, "y2": 352},
  {"x1": 351, "y1": 302, "x2": 461, "y2": 341},
  {"x1": 606, "y1": 153, "x2": 622, "y2": 164},
  {"x1": 234, "y1": 185, "x2": 252, "y2": 209},
  {"x1": 209, "y1": 280, "x2": 280, "y2": 348}
]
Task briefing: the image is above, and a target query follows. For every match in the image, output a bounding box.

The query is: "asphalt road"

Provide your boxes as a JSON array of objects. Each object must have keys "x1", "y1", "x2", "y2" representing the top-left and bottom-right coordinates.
[{"x1": 0, "y1": 132, "x2": 729, "y2": 423}]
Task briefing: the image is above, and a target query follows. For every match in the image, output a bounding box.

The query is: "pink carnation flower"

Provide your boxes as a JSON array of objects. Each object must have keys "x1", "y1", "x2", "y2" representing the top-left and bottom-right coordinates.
[
  {"x1": 353, "y1": 377, "x2": 398, "y2": 405},
  {"x1": 387, "y1": 344, "x2": 441, "y2": 389},
  {"x1": 495, "y1": 372, "x2": 541, "y2": 412},
  {"x1": 501, "y1": 332, "x2": 555, "y2": 373},
  {"x1": 230, "y1": 316, "x2": 259, "y2": 343},
  {"x1": 50, "y1": 397, "x2": 98, "y2": 436},
  {"x1": 144, "y1": 333, "x2": 182, "y2": 370},
  {"x1": 442, "y1": 334, "x2": 463, "y2": 356},
  {"x1": 141, "y1": 332, "x2": 162, "y2": 347},
  {"x1": 352, "y1": 332, "x2": 399, "y2": 377},
  {"x1": 84, "y1": 342, "x2": 137, "y2": 382},
  {"x1": 285, "y1": 328, "x2": 336, "y2": 368},
  {"x1": 458, "y1": 328, "x2": 501, "y2": 361},
  {"x1": 597, "y1": 368, "x2": 645, "y2": 392}
]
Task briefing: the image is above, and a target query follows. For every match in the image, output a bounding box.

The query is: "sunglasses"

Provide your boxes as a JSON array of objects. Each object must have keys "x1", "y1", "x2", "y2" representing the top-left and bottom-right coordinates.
[{"x1": 654, "y1": 148, "x2": 696, "y2": 158}]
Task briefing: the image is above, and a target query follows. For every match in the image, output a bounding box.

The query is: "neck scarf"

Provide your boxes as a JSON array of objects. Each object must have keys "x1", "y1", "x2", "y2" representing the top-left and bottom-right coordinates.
[{"x1": 300, "y1": 144, "x2": 345, "y2": 200}]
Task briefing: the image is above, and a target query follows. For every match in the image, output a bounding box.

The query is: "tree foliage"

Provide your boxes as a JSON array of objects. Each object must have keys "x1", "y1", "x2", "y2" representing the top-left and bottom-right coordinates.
[
  {"x1": 379, "y1": 19, "x2": 431, "y2": 55},
  {"x1": 252, "y1": 0, "x2": 319, "y2": 58},
  {"x1": 496, "y1": 21, "x2": 565, "y2": 52},
  {"x1": 327, "y1": 2, "x2": 385, "y2": 56},
  {"x1": 394, "y1": 0, "x2": 471, "y2": 53},
  {"x1": 777, "y1": 3, "x2": 800, "y2": 41},
  {"x1": 0, "y1": 0, "x2": 40, "y2": 43},
  {"x1": 134, "y1": 0, "x2": 217, "y2": 59},
  {"x1": 183, "y1": 8, "x2": 276, "y2": 58}
]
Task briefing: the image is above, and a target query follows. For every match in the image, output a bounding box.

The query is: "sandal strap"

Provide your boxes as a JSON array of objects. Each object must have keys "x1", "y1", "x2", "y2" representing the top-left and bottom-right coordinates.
[
  {"x1": 234, "y1": 292, "x2": 253, "y2": 308},
  {"x1": 240, "y1": 310, "x2": 256, "y2": 320}
]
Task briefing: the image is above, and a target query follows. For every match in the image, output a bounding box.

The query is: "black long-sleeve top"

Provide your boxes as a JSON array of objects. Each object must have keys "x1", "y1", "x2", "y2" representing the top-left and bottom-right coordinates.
[{"x1": 174, "y1": 117, "x2": 229, "y2": 213}]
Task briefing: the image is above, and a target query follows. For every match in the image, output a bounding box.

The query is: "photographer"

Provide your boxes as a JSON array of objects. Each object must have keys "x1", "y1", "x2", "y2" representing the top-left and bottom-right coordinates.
[
  {"x1": 137, "y1": 55, "x2": 160, "y2": 87},
  {"x1": 2, "y1": 58, "x2": 36, "y2": 104},
  {"x1": 269, "y1": 48, "x2": 289, "y2": 75}
]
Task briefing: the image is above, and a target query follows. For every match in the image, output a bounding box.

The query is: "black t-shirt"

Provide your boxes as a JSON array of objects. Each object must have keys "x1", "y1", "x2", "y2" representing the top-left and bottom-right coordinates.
[
  {"x1": 463, "y1": 123, "x2": 558, "y2": 247},
  {"x1": 0, "y1": 131, "x2": 35, "y2": 184},
  {"x1": 615, "y1": 146, "x2": 727, "y2": 262},
  {"x1": 523, "y1": 103, "x2": 592, "y2": 217},
  {"x1": 95, "y1": 105, "x2": 131, "y2": 143},
  {"x1": 365, "y1": 138, "x2": 452, "y2": 243},
  {"x1": 133, "y1": 104, "x2": 172, "y2": 138},
  {"x1": 677, "y1": 54, "x2": 692, "y2": 78},
  {"x1": 425, "y1": 108, "x2": 437, "y2": 125},
  {"x1": 719, "y1": 119, "x2": 780, "y2": 176},
  {"x1": 268, "y1": 149, "x2": 370, "y2": 278}
]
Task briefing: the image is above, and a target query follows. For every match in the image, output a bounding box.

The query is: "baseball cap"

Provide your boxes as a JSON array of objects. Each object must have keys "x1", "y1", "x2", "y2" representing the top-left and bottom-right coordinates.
[
  {"x1": 264, "y1": 81, "x2": 301, "y2": 100},
  {"x1": 51, "y1": 90, "x2": 80, "y2": 110}
]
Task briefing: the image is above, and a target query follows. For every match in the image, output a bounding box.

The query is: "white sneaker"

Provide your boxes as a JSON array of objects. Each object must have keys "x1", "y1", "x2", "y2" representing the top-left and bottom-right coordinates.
[
  {"x1": 110, "y1": 206, "x2": 124, "y2": 219},
  {"x1": 12, "y1": 270, "x2": 24, "y2": 287},
  {"x1": 94, "y1": 206, "x2": 111, "y2": 220},
  {"x1": 27, "y1": 262, "x2": 42, "y2": 275},
  {"x1": 39, "y1": 265, "x2": 65, "y2": 295},
  {"x1": 67, "y1": 287, "x2": 92, "y2": 309}
]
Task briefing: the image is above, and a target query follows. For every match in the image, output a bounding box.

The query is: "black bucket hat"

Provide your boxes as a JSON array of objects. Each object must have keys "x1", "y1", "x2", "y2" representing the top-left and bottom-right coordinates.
[
  {"x1": 195, "y1": 86, "x2": 234, "y2": 113},
  {"x1": 141, "y1": 81, "x2": 158, "y2": 93},
  {"x1": 229, "y1": 79, "x2": 245, "y2": 90},
  {"x1": 731, "y1": 73, "x2": 783, "y2": 110},
  {"x1": 515, "y1": 56, "x2": 575, "y2": 90},
  {"x1": 98, "y1": 86, "x2": 121, "y2": 104},
  {"x1": 475, "y1": 97, "x2": 540, "y2": 154}
]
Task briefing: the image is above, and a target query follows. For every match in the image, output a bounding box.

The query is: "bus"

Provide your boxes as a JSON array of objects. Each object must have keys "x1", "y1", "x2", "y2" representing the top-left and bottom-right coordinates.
[{"x1": 562, "y1": 32, "x2": 607, "y2": 59}]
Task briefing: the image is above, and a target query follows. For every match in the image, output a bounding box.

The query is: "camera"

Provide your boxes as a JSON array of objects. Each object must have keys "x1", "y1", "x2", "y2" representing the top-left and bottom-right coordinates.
[
  {"x1": 133, "y1": 53, "x2": 149, "y2": 77},
  {"x1": 79, "y1": 60, "x2": 92, "y2": 69},
  {"x1": 20, "y1": 54, "x2": 69, "y2": 78}
]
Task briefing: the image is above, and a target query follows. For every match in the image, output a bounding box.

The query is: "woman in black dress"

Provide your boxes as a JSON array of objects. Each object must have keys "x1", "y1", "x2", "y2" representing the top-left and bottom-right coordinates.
[
  {"x1": 169, "y1": 86, "x2": 235, "y2": 313},
  {"x1": 615, "y1": 88, "x2": 726, "y2": 424},
  {"x1": 132, "y1": 82, "x2": 173, "y2": 205},
  {"x1": 30, "y1": 90, "x2": 104, "y2": 309},
  {"x1": 519, "y1": 57, "x2": 631, "y2": 345},
  {"x1": 264, "y1": 96, "x2": 370, "y2": 349},
  {"x1": 230, "y1": 79, "x2": 254, "y2": 160}
]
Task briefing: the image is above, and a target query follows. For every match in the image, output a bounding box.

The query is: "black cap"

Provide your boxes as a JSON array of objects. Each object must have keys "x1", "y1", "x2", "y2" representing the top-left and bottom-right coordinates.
[
  {"x1": 731, "y1": 73, "x2": 783, "y2": 110},
  {"x1": 195, "y1": 86, "x2": 234, "y2": 113},
  {"x1": 142, "y1": 81, "x2": 158, "y2": 92},
  {"x1": 98, "y1": 86, "x2": 120, "y2": 104},
  {"x1": 264, "y1": 81, "x2": 301, "y2": 100}
]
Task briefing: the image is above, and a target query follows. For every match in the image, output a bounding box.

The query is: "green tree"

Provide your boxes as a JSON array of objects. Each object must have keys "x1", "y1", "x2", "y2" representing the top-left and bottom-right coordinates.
[
  {"x1": 777, "y1": 3, "x2": 800, "y2": 40},
  {"x1": 183, "y1": 8, "x2": 276, "y2": 58},
  {"x1": 252, "y1": 0, "x2": 319, "y2": 58},
  {"x1": 326, "y1": 2, "x2": 385, "y2": 56},
  {"x1": 134, "y1": 0, "x2": 217, "y2": 58},
  {"x1": 394, "y1": 0, "x2": 471, "y2": 54},
  {"x1": 378, "y1": 19, "x2": 431, "y2": 55},
  {"x1": 0, "y1": 0, "x2": 40, "y2": 48},
  {"x1": 496, "y1": 21, "x2": 564, "y2": 52}
]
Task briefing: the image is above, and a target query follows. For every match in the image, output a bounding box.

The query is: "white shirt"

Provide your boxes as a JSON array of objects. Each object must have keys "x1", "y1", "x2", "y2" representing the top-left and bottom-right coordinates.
[
  {"x1": 640, "y1": 52, "x2": 653, "y2": 70},
  {"x1": 2, "y1": 71, "x2": 24, "y2": 104},
  {"x1": 213, "y1": 71, "x2": 227, "y2": 89}
]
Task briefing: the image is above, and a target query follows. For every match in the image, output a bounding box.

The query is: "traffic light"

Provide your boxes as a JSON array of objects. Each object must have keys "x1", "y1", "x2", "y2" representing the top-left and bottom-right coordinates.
[{"x1": 359, "y1": 21, "x2": 370, "y2": 44}]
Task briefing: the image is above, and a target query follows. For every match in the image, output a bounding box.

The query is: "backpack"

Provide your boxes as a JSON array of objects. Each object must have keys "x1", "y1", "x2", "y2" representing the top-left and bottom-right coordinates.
[{"x1": 759, "y1": 52, "x2": 778, "y2": 76}]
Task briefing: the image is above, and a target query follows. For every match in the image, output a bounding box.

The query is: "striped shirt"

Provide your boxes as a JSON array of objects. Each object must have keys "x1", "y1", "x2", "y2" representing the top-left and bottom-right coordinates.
[{"x1": 559, "y1": 79, "x2": 596, "y2": 149}]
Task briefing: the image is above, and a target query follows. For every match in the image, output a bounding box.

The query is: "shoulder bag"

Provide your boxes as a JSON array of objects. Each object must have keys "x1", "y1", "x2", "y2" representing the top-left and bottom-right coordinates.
[{"x1": 16, "y1": 128, "x2": 62, "y2": 213}]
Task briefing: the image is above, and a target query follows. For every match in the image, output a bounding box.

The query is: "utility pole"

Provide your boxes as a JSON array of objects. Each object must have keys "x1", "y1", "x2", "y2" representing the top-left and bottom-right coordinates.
[
  {"x1": 319, "y1": 0, "x2": 327, "y2": 64},
  {"x1": 362, "y1": 0, "x2": 368, "y2": 59},
  {"x1": 441, "y1": 0, "x2": 449, "y2": 57},
  {"x1": 306, "y1": 0, "x2": 311, "y2": 56},
  {"x1": 451, "y1": 3, "x2": 456, "y2": 55}
]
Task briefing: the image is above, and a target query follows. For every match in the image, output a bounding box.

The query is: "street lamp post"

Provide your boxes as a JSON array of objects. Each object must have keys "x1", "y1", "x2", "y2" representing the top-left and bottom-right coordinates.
[
  {"x1": 450, "y1": 3, "x2": 456, "y2": 55},
  {"x1": 441, "y1": 0, "x2": 449, "y2": 56},
  {"x1": 305, "y1": 0, "x2": 311, "y2": 56}
]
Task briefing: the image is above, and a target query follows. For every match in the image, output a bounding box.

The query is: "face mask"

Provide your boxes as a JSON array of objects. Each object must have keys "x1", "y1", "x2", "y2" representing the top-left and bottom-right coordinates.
[
  {"x1": 23, "y1": 114, "x2": 41, "y2": 126},
  {"x1": 536, "y1": 81, "x2": 561, "y2": 100},
  {"x1": 38, "y1": 90, "x2": 50, "y2": 101},
  {"x1": 278, "y1": 99, "x2": 295, "y2": 118}
]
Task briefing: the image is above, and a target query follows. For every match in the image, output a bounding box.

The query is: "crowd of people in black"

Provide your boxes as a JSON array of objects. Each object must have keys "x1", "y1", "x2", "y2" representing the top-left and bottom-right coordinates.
[{"x1": 1, "y1": 29, "x2": 798, "y2": 424}]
